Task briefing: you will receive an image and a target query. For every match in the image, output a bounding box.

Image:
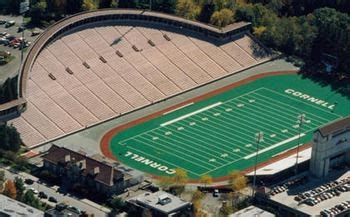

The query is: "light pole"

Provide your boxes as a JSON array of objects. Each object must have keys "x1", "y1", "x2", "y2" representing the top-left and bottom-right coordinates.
[
  {"x1": 19, "y1": 1, "x2": 29, "y2": 70},
  {"x1": 294, "y1": 113, "x2": 305, "y2": 175},
  {"x1": 252, "y1": 131, "x2": 263, "y2": 198}
]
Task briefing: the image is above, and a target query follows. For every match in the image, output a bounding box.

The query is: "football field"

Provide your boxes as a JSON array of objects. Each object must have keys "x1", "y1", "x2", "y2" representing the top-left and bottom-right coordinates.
[{"x1": 101, "y1": 73, "x2": 350, "y2": 180}]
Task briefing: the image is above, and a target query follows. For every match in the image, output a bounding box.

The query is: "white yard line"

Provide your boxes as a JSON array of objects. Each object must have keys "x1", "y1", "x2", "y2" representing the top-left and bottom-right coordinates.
[
  {"x1": 243, "y1": 133, "x2": 306, "y2": 160},
  {"x1": 163, "y1": 102, "x2": 194, "y2": 115},
  {"x1": 261, "y1": 88, "x2": 343, "y2": 119},
  {"x1": 127, "y1": 146, "x2": 202, "y2": 176},
  {"x1": 229, "y1": 97, "x2": 318, "y2": 131},
  {"x1": 251, "y1": 92, "x2": 328, "y2": 125},
  {"x1": 160, "y1": 102, "x2": 222, "y2": 126}
]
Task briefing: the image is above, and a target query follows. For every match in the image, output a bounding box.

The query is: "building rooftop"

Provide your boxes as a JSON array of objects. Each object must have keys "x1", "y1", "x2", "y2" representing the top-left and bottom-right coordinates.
[
  {"x1": 45, "y1": 203, "x2": 80, "y2": 217},
  {"x1": 0, "y1": 194, "x2": 44, "y2": 217},
  {"x1": 318, "y1": 116, "x2": 350, "y2": 137},
  {"x1": 247, "y1": 148, "x2": 311, "y2": 176},
  {"x1": 269, "y1": 170, "x2": 350, "y2": 216},
  {"x1": 127, "y1": 191, "x2": 190, "y2": 214},
  {"x1": 232, "y1": 205, "x2": 275, "y2": 217},
  {"x1": 42, "y1": 145, "x2": 123, "y2": 186}
]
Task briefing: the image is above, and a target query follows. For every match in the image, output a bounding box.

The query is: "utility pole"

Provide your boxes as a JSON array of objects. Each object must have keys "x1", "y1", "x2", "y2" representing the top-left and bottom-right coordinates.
[
  {"x1": 252, "y1": 131, "x2": 263, "y2": 198},
  {"x1": 294, "y1": 114, "x2": 305, "y2": 175}
]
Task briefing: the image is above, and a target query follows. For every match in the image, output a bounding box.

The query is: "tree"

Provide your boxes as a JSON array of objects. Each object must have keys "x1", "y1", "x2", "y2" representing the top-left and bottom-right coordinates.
[
  {"x1": 118, "y1": 0, "x2": 137, "y2": 8},
  {"x1": 22, "y1": 190, "x2": 41, "y2": 209},
  {"x1": 176, "y1": 0, "x2": 200, "y2": 20},
  {"x1": 66, "y1": 0, "x2": 84, "y2": 14},
  {"x1": 29, "y1": 0, "x2": 47, "y2": 25},
  {"x1": 14, "y1": 177, "x2": 26, "y2": 200},
  {"x1": 228, "y1": 171, "x2": 247, "y2": 192},
  {"x1": 210, "y1": 8, "x2": 234, "y2": 27},
  {"x1": 3, "y1": 180, "x2": 17, "y2": 199},
  {"x1": 0, "y1": 170, "x2": 5, "y2": 191},
  {"x1": 157, "y1": 176, "x2": 174, "y2": 189},
  {"x1": 173, "y1": 168, "x2": 188, "y2": 185},
  {"x1": 198, "y1": 1, "x2": 215, "y2": 23},
  {"x1": 99, "y1": 0, "x2": 112, "y2": 8},
  {"x1": 109, "y1": 197, "x2": 126, "y2": 213},
  {"x1": 0, "y1": 124, "x2": 22, "y2": 152},
  {"x1": 191, "y1": 190, "x2": 205, "y2": 217},
  {"x1": 200, "y1": 174, "x2": 212, "y2": 187},
  {"x1": 82, "y1": 0, "x2": 98, "y2": 11}
]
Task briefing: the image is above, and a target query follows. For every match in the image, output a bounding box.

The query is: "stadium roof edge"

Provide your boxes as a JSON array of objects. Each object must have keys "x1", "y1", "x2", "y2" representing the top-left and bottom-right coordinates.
[
  {"x1": 0, "y1": 9, "x2": 251, "y2": 116},
  {"x1": 316, "y1": 116, "x2": 350, "y2": 137}
]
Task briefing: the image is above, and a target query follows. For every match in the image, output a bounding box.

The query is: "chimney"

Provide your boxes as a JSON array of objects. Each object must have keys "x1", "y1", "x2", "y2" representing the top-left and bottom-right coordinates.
[{"x1": 64, "y1": 154, "x2": 71, "y2": 163}]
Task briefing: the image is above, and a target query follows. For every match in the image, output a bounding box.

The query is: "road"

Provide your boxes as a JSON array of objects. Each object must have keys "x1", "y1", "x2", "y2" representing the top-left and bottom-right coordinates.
[{"x1": 1, "y1": 167, "x2": 110, "y2": 217}]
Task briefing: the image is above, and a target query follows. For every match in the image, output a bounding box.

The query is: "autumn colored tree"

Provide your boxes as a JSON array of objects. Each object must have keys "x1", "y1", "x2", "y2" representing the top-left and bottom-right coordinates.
[
  {"x1": 210, "y1": 8, "x2": 234, "y2": 27},
  {"x1": 157, "y1": 176, "x2": 174, "y2": 189},
  {"x1": 173, "y1": 168, "x2": 188, "y2": 185},
  {"x1": 228, "y1": 171, "x2": 247, "y2": 192},
  {"x1": 191, "y1": 190, "x2": 205, "y2": 217},
  {"x1": 82, "y1": 0, "x2": 98, "y2": 11},
  {"x1": 3, "y1": 180, "x2": 17, "y2": 199},
  {"x1": 200, "y1": 174, "x2": 213, "y2": 187},
  {"x1": 176, "y1": 0, "x2": 200, "y2": 20}
]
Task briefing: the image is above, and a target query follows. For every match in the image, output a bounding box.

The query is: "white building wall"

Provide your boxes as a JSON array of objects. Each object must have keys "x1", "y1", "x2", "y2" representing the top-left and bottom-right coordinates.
[{"x1": 310, "y1": 130, "x2": 350, "y2": 177}]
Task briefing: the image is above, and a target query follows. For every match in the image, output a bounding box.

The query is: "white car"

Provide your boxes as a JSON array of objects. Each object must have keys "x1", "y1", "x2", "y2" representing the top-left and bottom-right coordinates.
[{"x1": 29, "y1": 187, "x2": 39, "y2": 194}]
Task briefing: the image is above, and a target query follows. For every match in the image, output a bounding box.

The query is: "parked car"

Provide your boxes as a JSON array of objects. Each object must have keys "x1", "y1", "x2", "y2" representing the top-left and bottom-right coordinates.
[
  {"x1": 25, "y1": 178, "x2": 34, "y2": 185},
  {"x1": 17, "y1": 25, "x2": 26, "y2": 32},
  {"x1": 31, "y1": 29, "x2": 41, "y2": 36},
  {"x1": 38, "y1": 191, "x2": 48, "y2": 199},
  {"x1": 68, "y1": 206, "x2": 81, "y2": 214},
  {"x1": 0, "y1": 38, "x2": 9, "y2": 45},
  {"x1": 0, "y1": 20, "x2": 6, "y2": 25},
  {"x1": 5, "y1": 20, "x2": 15, "y2": 28},
  {"x1": 213, "y1": 189, "x2": 219, "y2": 197},
  {"x1": 48, "y1": 196, "x2": 58, "y2": 203},
  {"x1": 29, "y1": 187, "x2": 39, "y2": 194}
]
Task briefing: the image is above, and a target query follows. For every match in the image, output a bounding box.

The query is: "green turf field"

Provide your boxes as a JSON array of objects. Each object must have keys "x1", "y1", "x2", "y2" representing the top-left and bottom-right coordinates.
[{"x1": 106, "y1": 74, "x2": 350, "y2": 179}]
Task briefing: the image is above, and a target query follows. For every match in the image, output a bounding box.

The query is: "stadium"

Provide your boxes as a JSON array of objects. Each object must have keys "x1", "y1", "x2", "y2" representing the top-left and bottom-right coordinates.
[{"x1": 1, "y1": 9, "x2": 349, "y2": 182}]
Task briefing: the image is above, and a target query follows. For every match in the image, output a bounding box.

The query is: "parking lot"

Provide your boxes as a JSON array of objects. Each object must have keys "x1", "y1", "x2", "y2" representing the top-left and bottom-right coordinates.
[
  {"x1": 269, "y1": 170, "x2": 350, "y2": 216},
  {"x1": 0, "y1": 15, "x2": 41, "y2": 84}
]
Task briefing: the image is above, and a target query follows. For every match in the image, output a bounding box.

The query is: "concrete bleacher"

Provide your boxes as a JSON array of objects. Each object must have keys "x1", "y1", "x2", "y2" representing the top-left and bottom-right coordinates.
[{"x1": 10, "y1": 23, "x2": 273, "y2": 147}]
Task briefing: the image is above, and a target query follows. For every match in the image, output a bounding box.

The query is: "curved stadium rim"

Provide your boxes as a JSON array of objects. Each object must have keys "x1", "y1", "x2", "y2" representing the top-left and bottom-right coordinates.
[{"x1": 0, "y1": 8, "x2": 251, "y2": 117}]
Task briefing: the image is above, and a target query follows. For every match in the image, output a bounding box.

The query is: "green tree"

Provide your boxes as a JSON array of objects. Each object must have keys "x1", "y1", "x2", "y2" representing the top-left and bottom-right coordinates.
[
  {"x1": 29, "y1": 0, "x2": 47, "y2": 25},
  {"x1": 66, "y1": 0, "x2": 84, "y2": 14},
  {"x1": 14, "y1": 177, "x2": 25, "y2": 200},
  {"x1": 0, "y1": 170, "x2": 5, "y2": 191},
  {"x1": 99, "y1": 0, "x2": 112, "y2": 8},
  {"x1": 0, "y1": 124, "x2": 22, "y2": 152},
  {"x1": 198, "y1": 1, "x2": 215, "y2": 23},
  {"x1": 22, "y1": 190, "x2": 41, "y2": 209},
  {"x1": 109, "y1": 197, "x2": 126, "y2": 213},
  {"x1": 210, "y1": 8, "x2": 234, "y2": 27},
  {"x1": 117, "y1": 0, "x2": 137, "y2": 8}
]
